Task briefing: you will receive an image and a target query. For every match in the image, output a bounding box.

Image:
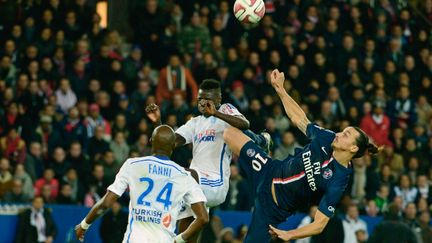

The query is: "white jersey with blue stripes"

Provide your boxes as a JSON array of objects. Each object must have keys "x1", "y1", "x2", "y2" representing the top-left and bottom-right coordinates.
[
  {"x1": 107, "y1": 155, "x2": 206, "y2": 243},
  {"x1": 176, "y1": 103, "x2": 243, "y2": 205}
]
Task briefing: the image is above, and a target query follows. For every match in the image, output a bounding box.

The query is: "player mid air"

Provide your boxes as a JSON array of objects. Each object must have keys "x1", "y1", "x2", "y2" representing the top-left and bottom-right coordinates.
[
  {"x1": 75, "y1": 125, "x2": 208, "y2": 243},
  {"x1": 222, "y1": 69, "x2": 380, "y2": 242},
  {"x1": 146, "y1": 79, "x2": 269, "y2": 242}
]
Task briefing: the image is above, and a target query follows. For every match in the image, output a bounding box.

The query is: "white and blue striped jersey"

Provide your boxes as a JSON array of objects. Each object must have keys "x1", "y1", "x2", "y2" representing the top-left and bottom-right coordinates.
[
  {"x1": 107, "y1": 155, "x2": 206, "y2": 243},
  {"x1": 175, "y1": 103, "x2": 243, "y2": 207}
]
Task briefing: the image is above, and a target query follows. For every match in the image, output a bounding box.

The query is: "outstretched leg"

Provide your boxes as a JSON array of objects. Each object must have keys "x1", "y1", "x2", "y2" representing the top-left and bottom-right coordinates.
[{"x1": 223, "y1": 127, "x2": 252, "y2": 156}]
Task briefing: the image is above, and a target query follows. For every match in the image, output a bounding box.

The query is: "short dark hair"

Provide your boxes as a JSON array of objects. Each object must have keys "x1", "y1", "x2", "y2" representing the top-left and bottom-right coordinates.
[
  {"x1": 199, "y1": 79, "x2": 221, "y2": 90},
  {"x1": 352, "y1": 127, "x2": 379, "y2": 158}
]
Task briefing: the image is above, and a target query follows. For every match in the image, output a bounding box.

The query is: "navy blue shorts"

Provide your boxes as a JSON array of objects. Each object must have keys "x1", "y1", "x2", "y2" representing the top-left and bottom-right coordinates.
[{"x1": 238, "y1": 141, "x2": 293, "y2": 243}]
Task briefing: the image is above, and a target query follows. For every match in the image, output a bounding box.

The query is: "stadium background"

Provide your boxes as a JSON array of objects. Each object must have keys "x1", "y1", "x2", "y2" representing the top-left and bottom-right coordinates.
[{"x1": 0, "y1": 0, "x2": 431, "y2": 242}]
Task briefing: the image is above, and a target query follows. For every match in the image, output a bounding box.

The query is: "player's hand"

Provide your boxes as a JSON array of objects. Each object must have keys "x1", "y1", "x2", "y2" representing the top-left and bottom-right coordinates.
[
  {"x1": 270, "y1": 69, "x2": 285, "y2": 91},
  {"x1": 75, "y1": 224, "x2": 86, "y2": 242},
  {"x1": 203, "y1": 100, "x2": 217, "y2": 116},
  {"x1": 269, "y1": 225, "x2": 292, "y2": 241},
  {"x1": 145, "y1": 103, "x2": 161, "y2": 123}
]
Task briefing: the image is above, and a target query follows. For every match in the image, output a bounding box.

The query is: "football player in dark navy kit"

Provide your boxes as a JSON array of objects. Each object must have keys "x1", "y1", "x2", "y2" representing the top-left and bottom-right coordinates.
[{"x1": 223, "y1": 69, "x2": 380, "y2": 243}]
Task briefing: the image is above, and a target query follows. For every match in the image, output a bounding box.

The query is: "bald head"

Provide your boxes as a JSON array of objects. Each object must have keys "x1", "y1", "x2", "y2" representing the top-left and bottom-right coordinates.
[{"x1": 151, "y1": 125, "x2": 176, "y2": 156}]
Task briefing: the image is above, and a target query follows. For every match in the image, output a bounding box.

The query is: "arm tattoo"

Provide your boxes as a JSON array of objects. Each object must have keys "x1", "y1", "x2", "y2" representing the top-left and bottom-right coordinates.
[{"x1": 297, "y1": 117, "x2": 311, "y2": 135}]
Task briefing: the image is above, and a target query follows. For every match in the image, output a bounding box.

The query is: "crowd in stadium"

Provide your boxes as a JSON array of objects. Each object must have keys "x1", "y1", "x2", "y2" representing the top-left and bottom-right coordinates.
[{"x1": 0, "y1": 0, "x2": 431, "y2": 242}]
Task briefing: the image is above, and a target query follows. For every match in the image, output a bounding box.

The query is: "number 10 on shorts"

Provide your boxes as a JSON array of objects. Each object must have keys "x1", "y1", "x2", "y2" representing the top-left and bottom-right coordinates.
[{"x1": 252, "y1": 153, "x2": 268, "y2": 171}]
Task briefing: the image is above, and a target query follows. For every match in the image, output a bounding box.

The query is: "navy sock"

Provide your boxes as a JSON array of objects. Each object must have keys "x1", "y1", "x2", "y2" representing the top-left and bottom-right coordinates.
[{"x1": 242, "y1": 130, "x2": 266, "y2": 147}]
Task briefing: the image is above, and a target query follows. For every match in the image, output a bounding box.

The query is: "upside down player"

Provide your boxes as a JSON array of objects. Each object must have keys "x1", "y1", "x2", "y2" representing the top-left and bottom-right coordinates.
[
  {"x1": 75, "y1": 125, "x2": 208, "y2": 243},
  {"x1": 222, "y1": 69, "x2": 380, "y2": 242}
]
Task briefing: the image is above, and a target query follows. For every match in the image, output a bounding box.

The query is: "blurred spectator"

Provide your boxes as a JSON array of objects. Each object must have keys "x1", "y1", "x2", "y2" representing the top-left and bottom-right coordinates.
[
  {"x1": 48, "y1": 147, "x2": 71, "y2": 180},
  {"x1": 15, "y1": 196, "x2": 57, "y2": 243},
  {"x1": 342, "y1": 204, "x2": 368, "y2": 243},
  {"x1": 394, "y1": 174, "x2": 419, "y2": 208},
  {"x1": 387, "y1": 85, "x2": 417, "y2": 129},
  {"x1": 61, "y1": 168, "x2": 84, "y2": 204},
  {"x1": 274, "y1": 131, "x2": 301, "y2": 160},
  {"x1": 403, "y1": 202, "x2": 423, "y2": 243},
  {"x1": 85, "y1": 103, "x2": 111, "y2": 140},
  {"x1": 60, "y1": 106, "x2": 87, "y2": 150},
  {"x1": 130, "y1": 133, "x2": 151, "y2": 157},
  {"x1": 179, "y1": 12, "x2": 211, "y2": 56},
  {"x1": 365, "y1": 200, "x2": 380, "y2": 217},
  {"x1": 87, "y1": 125, "x2": 110, "y2": 162},
  {"x1": 111, "y1": 113, "x2": 130, "y2": 141},
  {"x1": 156, "y1": 54, "x2": 198, "y2": 105},
  {"x1": 369, "y1": 203, "x2": 418, "y2": 243},
  {"x1": 374, "y1": 184, "x2": 390, "y2": 213},
  {"x1": 360, "y1": 100, "x2": 391, "y2": 146},
  {"x1": 227, "y1": 81, "x2": 249, "y2": 113},
  {"x1": 3, "y1": 178, "x2": 29, "y2": 203},
  {"x1": 88, "y1": 163, "x2": 108, "y2": 199},
  {"x1": 349, "y1": 156, "x2": 379, "y2": 202},
  {"x1": 0, "y1": 126, "x2": 26, "y2": 165},
  {"x1": 99, "y1": 150, "x2": 118, "y2": 183},
  {"x1": 14, "y1": 164, "x2": 34, "y2": 200},
  {"x1": 67, "y1": 141, "x2": 90, "y2": 181},
  {"x1": 0, "y1": 157, "x2": 13, "y2": 199},
  {"x1": 24, "y1": 141, "x2": 45, "y2": 182},
  {"x1": 34, "y1": 168, "x2": 59, "y2": 199},
  {"x1": 355, "y1": 229, "x2": 367, "y2": 243},
  {"x1": 220, "y1": 164, "x2": 252, "y2": 211},
  {"x1": 55, "y1": 78, "x2": 77, "y2": 113},
  {"x1": 165, "y1": 91, "x2": 190, "y2": 125},
  {"x1": 109, "y1": 132, "x2": 129, "y2": 164},
  {"x1": 377, "y1": 142, "x2": 404, "y2": 178},
  {"x1": 56, "y1": 183, "x2": 76, "y2": 205},
  {"x1": 33, "y1": 115, "x2": 62, "y2": 159},
  {"x1": 418, "y1": 211, "x2": 432, "y2": 243},
  {"x1": 84, "y1": 185, "x2": 100, "y2": 208},
  {"x1": 246, "y1": 99, "x2": 266, "y2": 132},
  {"x1": 100, "y1": 201, "x2": 128, "y2": 243},
  {"x1": 416, "y1": 175, "x2": 432, "y2": 205}
]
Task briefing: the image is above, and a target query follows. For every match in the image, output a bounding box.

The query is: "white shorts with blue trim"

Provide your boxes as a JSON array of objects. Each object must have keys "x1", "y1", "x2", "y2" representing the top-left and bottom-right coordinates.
[{"x1": 178, "y1": 170, "x2": 229, "y2": 219}]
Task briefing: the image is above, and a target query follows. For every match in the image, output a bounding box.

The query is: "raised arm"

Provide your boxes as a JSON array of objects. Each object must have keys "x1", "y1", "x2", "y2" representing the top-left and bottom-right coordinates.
[
  {"x1": 270, "y1": 69, "x2": 310, "y2": 135},
  {"x1": 145, "y1": 104, "x2": 187, "y2": 147},
  {"x1": 202, "y1": 101, "x2": 250, "y2": 130},
  {"x1": 269, "y1": 210, "x2": 330, "y2": 241}
]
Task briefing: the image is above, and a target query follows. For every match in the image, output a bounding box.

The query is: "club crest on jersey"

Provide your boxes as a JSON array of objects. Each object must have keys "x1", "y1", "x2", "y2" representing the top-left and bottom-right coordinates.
[
  {"x1": 323, "y1": 168, "x2": 333, "y2": 179},
  {"x1": 246, "y1": 149, "x2": 256, "y2": 157}
]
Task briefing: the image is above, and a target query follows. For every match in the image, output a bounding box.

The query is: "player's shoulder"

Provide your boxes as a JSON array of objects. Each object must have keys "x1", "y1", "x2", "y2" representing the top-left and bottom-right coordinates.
[{"x1": 219, "y1": 103, "x2": 241, "y2": 114}]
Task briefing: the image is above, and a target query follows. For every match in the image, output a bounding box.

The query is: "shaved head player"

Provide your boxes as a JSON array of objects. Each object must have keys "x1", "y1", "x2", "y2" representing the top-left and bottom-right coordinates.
[
  {"x1": 75, "y1": 125, "x2": 208, "y2": 243},
  {"x1": 223, "y1": 69, "x2": 380, "y2": 242}
]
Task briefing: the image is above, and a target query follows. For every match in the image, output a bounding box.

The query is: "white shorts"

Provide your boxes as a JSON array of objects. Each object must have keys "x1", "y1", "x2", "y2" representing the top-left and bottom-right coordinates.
[{"x1": 178, "y1": 170, "x2": 229, "y2": 219}]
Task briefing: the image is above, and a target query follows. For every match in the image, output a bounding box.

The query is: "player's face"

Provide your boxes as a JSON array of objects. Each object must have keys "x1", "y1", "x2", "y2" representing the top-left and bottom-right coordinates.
[
  {"x1": 197, "y1": 89, "x2": 221, "y2": 113},
  {"x1": 332, "y1": 127, "x2": 360, "y2": 154}
]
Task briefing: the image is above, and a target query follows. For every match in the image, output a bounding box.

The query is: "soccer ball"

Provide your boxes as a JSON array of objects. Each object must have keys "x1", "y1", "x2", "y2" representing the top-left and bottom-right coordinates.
[{"x1": 233, "y1": 0, "x2": 266, "y2": 25}]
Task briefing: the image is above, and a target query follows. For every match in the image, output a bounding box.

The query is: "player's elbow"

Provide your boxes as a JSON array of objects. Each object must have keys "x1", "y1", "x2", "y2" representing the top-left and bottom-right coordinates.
[
  {"x1": 197, "y1": 213, "x2": 209, "y2": 226},
  {"x1": 239, "y1": 120, "x2": 250, "y2": 130}
]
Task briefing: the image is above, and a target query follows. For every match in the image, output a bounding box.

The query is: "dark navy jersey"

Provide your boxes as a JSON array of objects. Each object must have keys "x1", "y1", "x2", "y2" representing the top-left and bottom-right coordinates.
[{"x1": 272, "y1": 123, "x2": 352, "y2": 217}]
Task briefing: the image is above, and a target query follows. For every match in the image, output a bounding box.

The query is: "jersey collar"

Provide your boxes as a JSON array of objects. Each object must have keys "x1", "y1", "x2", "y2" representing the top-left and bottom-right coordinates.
[{"x1": 153, "y1": 155, "x2": 170, "y2": 160}]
